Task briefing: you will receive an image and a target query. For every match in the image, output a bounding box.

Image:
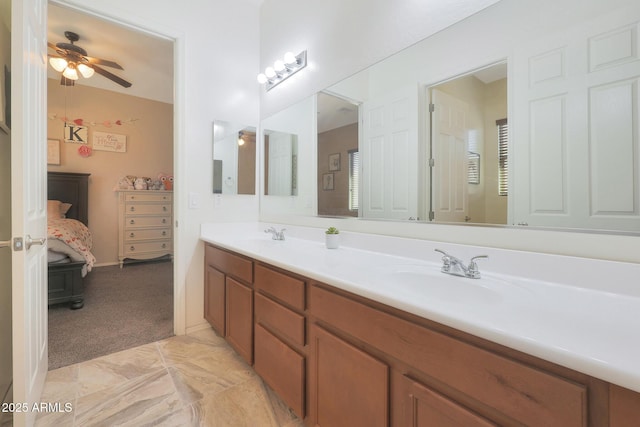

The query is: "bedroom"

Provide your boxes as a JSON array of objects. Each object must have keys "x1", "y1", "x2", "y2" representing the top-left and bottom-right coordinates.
[{"x1": 45, "y1": 3, "x2": 175, "y2": 365}]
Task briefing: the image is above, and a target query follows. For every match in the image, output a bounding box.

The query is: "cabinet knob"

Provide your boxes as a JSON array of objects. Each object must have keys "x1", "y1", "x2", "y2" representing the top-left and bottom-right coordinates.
[
  {"x1": 130, "y1": 246, "x2": 135, "y2": 251},
  {"x1": 129, "y1": 232, "x2": 135, "y2": 238},
  {"x1": 161, "y1": 243, "x2": 166, "y2": 249},
  {"x1": 162, "y1": 231, "x2": 166, "y2": 236},
  {"x1": 163, "y1": 206, "x2": 167, "y2": 211},
  {"x1": 130, "y1": 206, "x2": 135, "y2": 212},
  {"x1": 162, "y1": 219, "x2": 167, "y2": 224},
  {"x1": 130, "y1": 219, "x2": 135, "y2": 225}
]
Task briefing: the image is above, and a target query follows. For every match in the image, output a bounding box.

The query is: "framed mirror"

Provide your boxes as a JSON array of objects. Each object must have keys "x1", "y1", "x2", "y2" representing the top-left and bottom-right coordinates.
[{"x1": 212, "y1": 120, "x2": 256, "y2": 195}]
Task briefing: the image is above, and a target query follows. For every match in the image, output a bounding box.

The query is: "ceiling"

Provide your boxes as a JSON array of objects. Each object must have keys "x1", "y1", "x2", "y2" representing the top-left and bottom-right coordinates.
[{"x1": 48, "y1": 3, "x2": 174, "y2": 104}]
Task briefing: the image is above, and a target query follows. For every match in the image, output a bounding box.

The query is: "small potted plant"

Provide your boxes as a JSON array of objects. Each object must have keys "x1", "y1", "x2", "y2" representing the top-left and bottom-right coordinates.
[{"x1": 325, "y1": 226, "x2": 340, "y2": 249}]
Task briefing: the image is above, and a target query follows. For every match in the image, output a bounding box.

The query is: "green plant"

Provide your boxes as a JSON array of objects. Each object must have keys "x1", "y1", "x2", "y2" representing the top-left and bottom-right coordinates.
[{"x1": 325, "y1": 226, "x2": 340, "y2": 235}]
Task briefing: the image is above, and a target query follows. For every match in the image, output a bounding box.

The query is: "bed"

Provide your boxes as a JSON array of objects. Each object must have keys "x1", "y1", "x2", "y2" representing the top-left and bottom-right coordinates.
[{"x1": 47, "y1": 172, "x2": 95, "y2": 309}]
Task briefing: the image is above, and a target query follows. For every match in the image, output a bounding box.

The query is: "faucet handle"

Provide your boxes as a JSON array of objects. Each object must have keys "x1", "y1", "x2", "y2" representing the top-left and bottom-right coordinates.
[
  {"x1": 467, "y1": 255, "x2": 488, "y2": 279},
  {"x1": 434, "y1": 249, "x2": 452, "y2": 272}
]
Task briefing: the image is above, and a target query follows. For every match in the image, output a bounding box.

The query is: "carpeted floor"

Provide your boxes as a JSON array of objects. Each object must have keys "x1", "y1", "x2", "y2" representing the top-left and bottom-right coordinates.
[{"x1": 48, "y1": 260, "x2": 174, "y2": 370}]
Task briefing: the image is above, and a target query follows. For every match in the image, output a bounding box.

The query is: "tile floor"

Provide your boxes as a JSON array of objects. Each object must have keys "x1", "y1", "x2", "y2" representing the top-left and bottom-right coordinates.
[{"x1": 35, "y1": 328, "x2": 305, "y2": 426}]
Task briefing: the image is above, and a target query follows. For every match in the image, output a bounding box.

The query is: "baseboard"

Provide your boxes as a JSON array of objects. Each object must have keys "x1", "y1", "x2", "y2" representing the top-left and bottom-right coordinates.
[
  {"x1": 93, "y1": 261, "x2": 120, "y2": 268},
  {"x1": 185, "y1": 322, "x2": 212, "y2": 335}
]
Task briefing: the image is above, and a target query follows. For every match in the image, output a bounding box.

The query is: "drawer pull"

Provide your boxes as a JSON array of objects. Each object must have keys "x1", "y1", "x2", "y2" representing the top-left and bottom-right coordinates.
[
  {"x1": 130, "y1": 206, "x2": 135, "y2": 212},
  {"x1": 162, "y1": 219, "x2": 167, "y2": 224},
  {"x1": 162, "y1": 231, "x2": 167, "y2": 236},
  {"x1": 163, "y1": 206, "x2": 167, "y2": 211},
  {"x1": 129, "y1": 232, "x2": 135, "y2": 238},
  {"x1": 130, "y1": 219, "x2": 135, "y2": 225},
  {"x1": 130, "y1": 246, "x2": 135, "y2": 251},
  {"x1": 162, "y1": 243, "x2": 167, "y2": 249}
]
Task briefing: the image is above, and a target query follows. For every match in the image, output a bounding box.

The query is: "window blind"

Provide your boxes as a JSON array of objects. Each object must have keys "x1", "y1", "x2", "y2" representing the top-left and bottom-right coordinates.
[
  {"x1": 497, "y1": 118, "x2": 508, "y2": 196},
  {"x1": 349, "y1": 149, "x2": 359, "y2": 210}
]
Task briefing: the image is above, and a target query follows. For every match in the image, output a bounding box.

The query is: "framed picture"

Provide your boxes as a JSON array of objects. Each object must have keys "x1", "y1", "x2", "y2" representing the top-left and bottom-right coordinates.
[
  {"x1": 47, "y1": 139, "x2": 61, "y2": 165},
  {"x1": 329, "y1": 153, "x2": 341, "y2": 171},
  {"x1": 93, "y1": 131, "x2": 127, "y2": 152},
  {"x1": 322, "y1": 173, "x2": 334, "y2": 190},
  {"x1": 0, "y1": 65, "x2": 10, "y2": 134}
]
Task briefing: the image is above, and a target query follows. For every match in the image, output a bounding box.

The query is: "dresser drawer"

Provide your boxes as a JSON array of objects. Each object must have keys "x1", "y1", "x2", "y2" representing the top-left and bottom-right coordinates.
[
  {"x1": 255, "y1": 292, "x2": 305, "y2": 347},
  {"x1": 124, "y1": 192, "x2": 172, "y2": 202},
  {"x1": 124, "y1": 228, "x2": 171, "y2": 242},
  {"x1": 309, "y1": 284, "x2": 587, "y2": 427},
  {"x1": 124, "y1": 240, "x2": 172, "y2": 255},
  {"x1": 205, "y1": 244, "x2": 253, "y2": 283},
  {"x1": 125, "y1": 203, "x2": 172, "y2": 215},
  {"x1": 125, "y1": 216, "x2": 171, "y2": 229},
  {"x1": 255, "y1": 264, "x2": 305, "y2": 311}
]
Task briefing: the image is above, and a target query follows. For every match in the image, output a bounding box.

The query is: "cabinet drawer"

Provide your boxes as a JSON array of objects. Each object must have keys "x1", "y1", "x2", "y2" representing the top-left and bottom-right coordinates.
[
  {"x1": 205, "y1": 244, "x2": 253, "y2": 283},
  {"x1": 125, "y1": 192, "x2": 172, "y2": 202},
  {"x1": 310, "y1": 284, "x2": 586, "y2": 427},
  {"x1": 255, "y1": 292, "x2": 305, "y2": 347},
  {"x1": 254, "y1": 323, "x2": 305, "y2": 418},
  {"x1": 255, "y1": 264, "x2": 305, "y2": 311},
  {"x1": 125, "y1": 216, "x2": 171, "y2": 229},
  {"x1": 125, "y1": 228, "x2": 171, "y2": 242},
  {"x1": 125, "y1": 203, "x2": 172, "y2": 215},
  {"x1": 124, "y1": 240, "x2": 172, "y2": 255}
]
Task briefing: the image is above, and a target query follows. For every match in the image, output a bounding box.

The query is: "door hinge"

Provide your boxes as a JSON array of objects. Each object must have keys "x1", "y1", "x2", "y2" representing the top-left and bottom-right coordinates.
[
  {"x1": 429, "y1": 103, "x2": 435, "y2": 113},
  {"x1": 429, "y1": 210, "x2": 435, "y2": 221},
  {"x1": 429, "y1": 158, "x2": 435, "y2": 167}
]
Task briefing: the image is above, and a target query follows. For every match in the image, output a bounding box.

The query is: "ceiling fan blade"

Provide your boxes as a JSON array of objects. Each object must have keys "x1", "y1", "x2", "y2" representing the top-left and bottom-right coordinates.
[
  {"x1": 92, "y1": 64, "x2": 132, "y2": 88},
  {"x1": 60, "y1": 75, "x2": 75, "y2": 86},
  {"x1": 83, "y1": 56, "x2": 124, "y2": 70}
]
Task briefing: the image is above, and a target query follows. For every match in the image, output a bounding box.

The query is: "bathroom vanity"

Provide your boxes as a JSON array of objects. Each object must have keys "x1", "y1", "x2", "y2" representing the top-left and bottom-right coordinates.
[{"x1": 201, "y1": 222, "x2": 640, "y2": 426}]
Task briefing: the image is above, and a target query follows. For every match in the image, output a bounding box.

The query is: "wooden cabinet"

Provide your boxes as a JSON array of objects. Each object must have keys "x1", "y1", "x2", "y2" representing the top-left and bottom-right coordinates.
[
  {"x1": 118, "y1": 191, "x2": 172, "y2": 267},
  {"x1": 253, "y1": 263, "x2": 308, "y2": 419},
  {"x1": 309, "y1": 324, "x2": 389, "y2": 427},
  {"x1": 204, "y1": 244, "x2": 254, "y2": 364},
  {"x1": 202, "y1": 244, "x2": 640, "y2": 427}
]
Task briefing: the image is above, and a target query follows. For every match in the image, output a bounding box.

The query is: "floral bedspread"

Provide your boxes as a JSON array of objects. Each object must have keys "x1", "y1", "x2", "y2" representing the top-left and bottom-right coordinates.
[{"x1": 48, "y1": 218, "x2": 96, "y2": 276}]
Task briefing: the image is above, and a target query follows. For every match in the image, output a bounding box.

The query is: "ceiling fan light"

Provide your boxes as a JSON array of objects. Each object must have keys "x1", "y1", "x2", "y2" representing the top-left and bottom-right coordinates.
[
  {"x1": 77, "y1": 63, "x2": 95, "y2": 78},
  {"x1": 49, "y1": 57, "x2": 68, "y2": 72},
  {"x1": 62, "y1": 65, "x2": 79, "y2": 81}
]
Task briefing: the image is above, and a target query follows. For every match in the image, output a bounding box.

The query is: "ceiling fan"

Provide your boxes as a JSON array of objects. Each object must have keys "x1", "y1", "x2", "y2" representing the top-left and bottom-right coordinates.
[{"x1": 48, "y1": 31, "x2": 132, "y2": 88}]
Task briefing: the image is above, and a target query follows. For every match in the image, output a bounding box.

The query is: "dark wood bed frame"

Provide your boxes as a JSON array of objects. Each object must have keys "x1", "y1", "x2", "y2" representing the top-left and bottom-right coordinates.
[{"x1": 47, "y1": 171, "x2": 90, "y2": 309}]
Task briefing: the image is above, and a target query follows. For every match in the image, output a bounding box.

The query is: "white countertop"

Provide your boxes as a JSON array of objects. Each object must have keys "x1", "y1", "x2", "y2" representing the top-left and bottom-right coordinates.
[{"x1": 201, "y1": 221, "x2": 640, "y2": 393}]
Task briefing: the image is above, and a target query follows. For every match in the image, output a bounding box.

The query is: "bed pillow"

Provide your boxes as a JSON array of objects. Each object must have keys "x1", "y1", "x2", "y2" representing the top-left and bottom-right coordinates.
[{"x1": 47, "y1": 200, "x2": 72, "y2": 219}]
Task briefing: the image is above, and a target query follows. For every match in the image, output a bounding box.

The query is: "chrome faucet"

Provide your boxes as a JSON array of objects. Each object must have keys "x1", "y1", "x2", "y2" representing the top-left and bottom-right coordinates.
[
  {"x1": 264, "y1": 226, "x2": 286, "y2": 241},
  {"x1": 434, "y1": 249, "x2": 488, "y2": 279}
]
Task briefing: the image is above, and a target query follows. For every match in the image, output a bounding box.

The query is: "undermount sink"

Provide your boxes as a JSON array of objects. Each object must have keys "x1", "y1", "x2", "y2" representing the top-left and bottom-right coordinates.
[{"x1": 389, "y1": 264, "x2": 503, "y2": 304}]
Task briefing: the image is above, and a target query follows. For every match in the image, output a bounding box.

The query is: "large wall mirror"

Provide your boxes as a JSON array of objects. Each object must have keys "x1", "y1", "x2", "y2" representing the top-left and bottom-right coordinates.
[
  {"x1": 262, "y1": 1, "x2": 640, "y2": 235},
  {"x1": 213, "y1": 120, "x2": 256, "y2": 195}
]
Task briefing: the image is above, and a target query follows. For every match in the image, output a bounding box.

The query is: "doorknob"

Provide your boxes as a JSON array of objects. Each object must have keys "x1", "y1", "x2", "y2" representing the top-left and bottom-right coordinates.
[
  {"x1": 25, "y1": 235, "x2": 46, "y2": 250},
  {"x1": 0, "y1": 240, "x2": 10, "y2": 249}
]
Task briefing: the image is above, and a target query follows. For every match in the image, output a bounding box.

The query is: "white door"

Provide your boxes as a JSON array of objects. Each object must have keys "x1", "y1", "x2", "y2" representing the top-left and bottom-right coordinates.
[
  {"x1": 361, "y1": 85, "x2": 419, "y2": 220},
  {"x1": 11, "y1": 0, "x2": 49, "y2": 425},
  {"x1": 511, "y1": 8, "x2": 640, "y2": 231},
  {"x1": 430, "y1": 89, "x2": 469, "y2": 223},
  {"x1": 267, "y1": 132, "x2": 294, "y2": 196}
]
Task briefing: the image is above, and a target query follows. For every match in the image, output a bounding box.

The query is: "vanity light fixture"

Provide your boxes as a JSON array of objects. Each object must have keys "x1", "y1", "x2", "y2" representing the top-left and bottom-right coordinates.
[{"x1": 257, "y1": 50, "x2": 307, "y2": 91}]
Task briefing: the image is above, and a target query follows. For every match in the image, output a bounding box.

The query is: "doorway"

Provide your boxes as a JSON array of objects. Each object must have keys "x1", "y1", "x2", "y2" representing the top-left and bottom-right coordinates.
[
  {"x1": 428, "y1": 61, "x2": 508, "y2": 225},
  {"x1": 46, "y1": 3, "x2": 176, "y2": 367}
]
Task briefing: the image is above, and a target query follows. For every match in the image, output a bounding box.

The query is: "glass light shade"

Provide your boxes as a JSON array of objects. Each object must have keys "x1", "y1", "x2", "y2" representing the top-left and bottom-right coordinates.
[
  {"x1": 265, "y1": 67, "x2": 276, "y2": 79},
  {"x1": 274, "y1": 60, "x2": 286, "y2": 72},
  {"x1": 62, "y1": 65, "x2": 79, "y2": 80},
  {"x1": 237, "y1": 138, "x2": 245, "y2": 146},
  {"x1": 283, "y1": 51, "x2": 296, "y2": 65},
  {"x1": 49, "y1": 57, "x2": 68, "y2": 72},
  {"x1": 77, "y1": 63, "x2": 95, "y2": 78},
  {"x1": 257, "y1": 73, "x2": 268, "y2": 84}
]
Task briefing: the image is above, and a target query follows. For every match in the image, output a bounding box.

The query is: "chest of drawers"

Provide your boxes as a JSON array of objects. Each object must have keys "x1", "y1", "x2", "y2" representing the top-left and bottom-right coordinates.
[{"x1": 117, "y1": 190, "x2": 173, "y2": 267}]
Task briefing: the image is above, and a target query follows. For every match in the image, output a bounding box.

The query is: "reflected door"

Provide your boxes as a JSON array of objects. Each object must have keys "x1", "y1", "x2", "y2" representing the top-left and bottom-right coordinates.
[{"x1": 431, "y1": 89, "x2": 469, "y2": 223}]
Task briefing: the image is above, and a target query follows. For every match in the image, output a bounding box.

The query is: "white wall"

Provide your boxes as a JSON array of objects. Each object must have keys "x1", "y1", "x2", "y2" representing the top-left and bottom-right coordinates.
[
  {"x1": 58, "y1": 0, "x2": 261, "y2": 332},
  {"x1": 258, "y1": 0, "x2": 640, "y2": 264}
]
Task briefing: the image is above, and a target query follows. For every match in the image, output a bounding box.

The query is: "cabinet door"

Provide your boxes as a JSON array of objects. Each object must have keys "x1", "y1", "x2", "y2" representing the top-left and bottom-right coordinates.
[
  {"x1": 397, "y1": 375, "x2": 497, "y2": 427},
  {"x1": 204, "y1": 265, "x2": 225, "y2": 335},
  {"x1": 310, "y1": 324, "x2": 389, "y2": 427},
  {"x1": 226, "y1": 277, "x2": 253, "y2": 364}
]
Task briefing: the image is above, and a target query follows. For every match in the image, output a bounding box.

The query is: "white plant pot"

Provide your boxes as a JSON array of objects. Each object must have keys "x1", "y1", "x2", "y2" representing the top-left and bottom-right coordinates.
[{"x1": 325, "y1": 234, "x2": 340, "y2": 249}]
